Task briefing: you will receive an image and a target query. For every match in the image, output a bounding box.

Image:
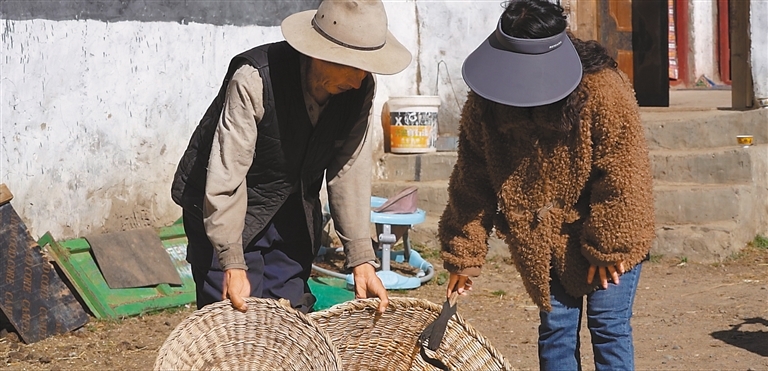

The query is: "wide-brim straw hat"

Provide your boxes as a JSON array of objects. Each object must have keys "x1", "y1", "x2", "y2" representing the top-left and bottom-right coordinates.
[{"x1": 281, "y1": 0, "x2": 412, "y2": 75}]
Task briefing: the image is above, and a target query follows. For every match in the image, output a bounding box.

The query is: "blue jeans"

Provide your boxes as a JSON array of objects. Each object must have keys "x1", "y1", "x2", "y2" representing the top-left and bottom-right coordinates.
[{"x1": 538, "y1": 264, "x2": 642, "y2": 371}]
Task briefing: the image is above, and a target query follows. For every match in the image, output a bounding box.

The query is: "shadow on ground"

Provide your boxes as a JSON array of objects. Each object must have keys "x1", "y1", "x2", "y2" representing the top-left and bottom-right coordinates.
[{"x1": 710, "y1": 317, "x2": 768, "y2": 356}]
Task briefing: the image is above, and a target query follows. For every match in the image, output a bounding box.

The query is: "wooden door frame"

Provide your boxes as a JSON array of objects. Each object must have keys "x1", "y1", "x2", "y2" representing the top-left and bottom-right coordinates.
[
  {"x1": 672, "y1": 0, "x2": 690, "y2": 86},
  {"x1": 717, "y1": 0, "x2": 731, "y2": 85}
]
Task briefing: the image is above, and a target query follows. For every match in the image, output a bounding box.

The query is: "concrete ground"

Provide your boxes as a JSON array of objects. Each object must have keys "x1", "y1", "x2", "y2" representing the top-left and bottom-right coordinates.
[
  {"x1": 641, "y1": 89, "x2": 739, "y2": 123},
  {"x1": 666, "y1": 89, "x2": 732, "y2": 110}
]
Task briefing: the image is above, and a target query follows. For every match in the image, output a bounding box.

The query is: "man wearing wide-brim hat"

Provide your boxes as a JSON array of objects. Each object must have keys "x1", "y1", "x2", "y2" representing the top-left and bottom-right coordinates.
[{"x1": 171, "y1": 0, "x2": 411, "y2": 314}]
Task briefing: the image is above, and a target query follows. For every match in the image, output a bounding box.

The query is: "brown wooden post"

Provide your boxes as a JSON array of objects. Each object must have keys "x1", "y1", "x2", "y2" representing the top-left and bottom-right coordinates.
[
  {"x1": 730, "y1": 0, "x2": 755, "y2": 110},
  {"x1": 632, "y1": 0, "x2": 670, "y2": 107}
]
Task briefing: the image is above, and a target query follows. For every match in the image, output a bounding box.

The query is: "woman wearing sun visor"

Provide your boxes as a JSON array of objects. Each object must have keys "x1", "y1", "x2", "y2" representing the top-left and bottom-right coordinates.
[{"x1": 438, "y1": 0, "x2": 655, "y2": 370}]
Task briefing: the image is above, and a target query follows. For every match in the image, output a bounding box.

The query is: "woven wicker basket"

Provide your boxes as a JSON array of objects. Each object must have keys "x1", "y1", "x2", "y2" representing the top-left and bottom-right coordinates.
[
  {"x1": 154, "y1": 298, "x2": 343, "y2": 371},
  {"x1": 308, "y1": 297, "x2": 514, "y2": 371}
]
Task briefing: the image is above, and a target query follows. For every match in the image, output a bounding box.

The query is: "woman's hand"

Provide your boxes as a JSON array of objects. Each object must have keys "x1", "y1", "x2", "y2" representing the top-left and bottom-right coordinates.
[
  {"x1": 587, "y1": 261, "x2": 625, "y2": 289},
  {"x1": 446, "y1": 273, "x2": 474, "y2": 298}
]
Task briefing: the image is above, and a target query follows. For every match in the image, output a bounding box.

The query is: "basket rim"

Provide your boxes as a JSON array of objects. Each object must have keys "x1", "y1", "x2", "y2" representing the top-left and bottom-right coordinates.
[
  {"x1": 154, "y1": 297, "x2": 343, "y2": 370},
  {"x1": 308, "y1": 296, "x2": 514, "y2": 370}
]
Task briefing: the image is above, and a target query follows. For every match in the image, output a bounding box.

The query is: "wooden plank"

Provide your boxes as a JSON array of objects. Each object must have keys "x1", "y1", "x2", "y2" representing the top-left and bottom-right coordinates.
[
  {"x1": 610, "y1": 0, "x2": 633, "y2": 32},
  {"x1": 86, "y1": 228, "x2": 182, "y2": 289},
  {"x1": 632, "y1": 0, "x2": 669, "y2": 107},
  {"x1": 575, "y1": 0, "x2": 598, "y2": 41},
  {"x1": 597, "y1": 0, "x2": 633, "y2": 73},
  {"x1": 730, "y1": 0, "x2": 754, "y2": 109},
  {"x1": 618, "y1": 50, "x2": 635, "y2": 84},
  {"x1": 39, "y1": 219, "x2": 196, "y2": 319},
  {"x1": 0, "y1": 203, "x2": 89, "y2": 343},
  {"x1": 0, "y1": 184, "x2": 12, "y2": 206}
]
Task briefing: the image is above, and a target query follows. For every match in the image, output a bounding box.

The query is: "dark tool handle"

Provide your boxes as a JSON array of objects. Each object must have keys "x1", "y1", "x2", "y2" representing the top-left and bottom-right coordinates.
[{"x1": 418, "y1": 292, "x2": 459, "y2": 370}]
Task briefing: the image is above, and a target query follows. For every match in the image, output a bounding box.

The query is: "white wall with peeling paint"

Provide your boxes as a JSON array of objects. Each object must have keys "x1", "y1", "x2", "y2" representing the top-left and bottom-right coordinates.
[
  {"x1": 1, "y1": 19, "x2": 286, "y2": 238},
  {"x1": 5, "y1": 1, "x2": 762, "y2": 241},
  {"x1": 687, "y1": 0, "x2": 767, "y2": 91},
  {"x1": 751, "y1": 1, "x2": 768, "y2": 104},
  {"x1": 689, "y1": 0, "x2": 717, "y2": 83},
  {"x1": 0, "y1": 2, "x2": 500, "y2": 240}
]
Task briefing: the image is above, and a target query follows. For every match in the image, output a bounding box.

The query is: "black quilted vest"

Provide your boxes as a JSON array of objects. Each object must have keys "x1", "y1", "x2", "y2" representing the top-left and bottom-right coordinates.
[{"x1": 171, "y1": 41, "x2": 372, "y2": 255}]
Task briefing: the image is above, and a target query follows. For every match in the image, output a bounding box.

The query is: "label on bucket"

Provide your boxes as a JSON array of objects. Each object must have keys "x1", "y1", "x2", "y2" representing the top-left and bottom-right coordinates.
[{"x1": 390, "y1": 111, "x2": 437, "y2": 153}]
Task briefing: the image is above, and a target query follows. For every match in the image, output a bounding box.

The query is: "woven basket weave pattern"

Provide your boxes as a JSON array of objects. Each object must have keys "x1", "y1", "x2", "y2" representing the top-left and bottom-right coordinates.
[
  {"x1": 154, "y1": 298, "x2": 342, "y2": 371},
  {"x1": 309, "y1": 297, "x2": 514, "y2": 371}
]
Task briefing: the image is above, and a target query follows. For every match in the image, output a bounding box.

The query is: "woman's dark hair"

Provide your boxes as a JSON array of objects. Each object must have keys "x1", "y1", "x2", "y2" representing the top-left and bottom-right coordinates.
[
  {"x1": 500, "y1": 0, "x2": 568, "y2": 39},
  {"x1": 498, "y1": 0, "x2": 618, "y2": 133}
]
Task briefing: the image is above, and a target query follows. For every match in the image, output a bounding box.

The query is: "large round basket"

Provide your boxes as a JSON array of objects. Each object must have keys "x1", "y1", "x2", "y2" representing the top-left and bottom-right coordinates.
[
  {"x1": 308, "y1": 297, "x2": 514, "y2": 371},
  {"x1": 154, "y1": 298, "x2": 343, "y2": 371}
]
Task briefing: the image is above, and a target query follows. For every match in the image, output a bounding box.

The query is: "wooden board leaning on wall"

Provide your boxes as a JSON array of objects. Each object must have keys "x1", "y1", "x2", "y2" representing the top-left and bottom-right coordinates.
[{"x1": 1, "y1": 183, "x2": 13, "y2": 206}]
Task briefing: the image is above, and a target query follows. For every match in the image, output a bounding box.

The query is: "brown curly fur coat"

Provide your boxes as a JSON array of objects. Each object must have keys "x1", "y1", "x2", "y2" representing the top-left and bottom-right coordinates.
[{"x1": 439, "y1": 68, "x2": 655, "y2": 311}]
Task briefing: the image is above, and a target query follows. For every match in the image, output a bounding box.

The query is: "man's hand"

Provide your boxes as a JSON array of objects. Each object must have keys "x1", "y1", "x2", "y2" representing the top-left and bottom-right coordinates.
[
  {"x1": 587, "y1": 261, "x2": 625, "y2": 289},
  {"x1": 352, "y1": 263, "x2": 389, "y2": 314},
  {"x1": 446, "y1": 273, "x2": 474, "y2": 298},
  {"x1": 222, "y1": 268, "x2": 251, "y2": 312}
]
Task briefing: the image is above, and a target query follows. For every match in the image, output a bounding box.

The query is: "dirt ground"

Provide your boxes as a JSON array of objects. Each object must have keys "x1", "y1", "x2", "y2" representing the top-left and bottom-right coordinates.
[{"x1": 2, "y1": 243, "x2": 768, "y2": 371}]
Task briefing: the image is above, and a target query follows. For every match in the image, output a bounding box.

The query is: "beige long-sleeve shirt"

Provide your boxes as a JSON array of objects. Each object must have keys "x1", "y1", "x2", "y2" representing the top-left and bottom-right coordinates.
[{"x1": 203, "y1": 57, "x2": 376, "y2": 271}]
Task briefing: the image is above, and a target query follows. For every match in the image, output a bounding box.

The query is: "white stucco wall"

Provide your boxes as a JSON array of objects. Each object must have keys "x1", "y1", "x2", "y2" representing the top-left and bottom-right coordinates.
[
  {"x1": 3, "y1": 0, "x2": 763, "y2": 241},
  {"x1": 1, "y1": 20, "x2": 286, "y2": 238},
  {"x1": 1, "y1": 2, "x2": 501, "y2": 241},
  {"x1": 751, "y1": 0, "x2": 768, "y2": 104},
  {"x1": 689, "y1": 0, "x2": 718, "y2": 82}
]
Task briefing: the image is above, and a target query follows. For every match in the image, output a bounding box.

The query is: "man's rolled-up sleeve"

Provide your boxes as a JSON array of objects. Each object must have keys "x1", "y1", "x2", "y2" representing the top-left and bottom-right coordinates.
[
  {"x1": 203, "y1": 65, "x2": 265, "y2": 271},
  {"x1": 326, "y1": 78, "x2": 377, "y2": 268}
]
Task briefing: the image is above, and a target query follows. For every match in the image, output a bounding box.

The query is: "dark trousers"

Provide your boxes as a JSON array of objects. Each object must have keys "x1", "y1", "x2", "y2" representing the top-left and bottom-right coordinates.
[{"x1": 185, "y1": 193, "x2": 316, "y2": 313}]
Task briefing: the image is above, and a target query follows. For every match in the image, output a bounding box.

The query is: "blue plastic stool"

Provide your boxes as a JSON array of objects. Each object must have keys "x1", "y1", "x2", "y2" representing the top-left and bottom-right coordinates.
[
  {"x1": 313, "y1": 196, "x2": 434, "y2": 290},
  {"x1": 363, "y1": 196, "x2": 430, "y2": 289}
]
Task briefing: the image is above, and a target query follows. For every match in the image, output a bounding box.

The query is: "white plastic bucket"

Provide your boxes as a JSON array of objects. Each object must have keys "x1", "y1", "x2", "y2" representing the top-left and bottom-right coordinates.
[{"x1": 387, "y1": 95, "x2": 440, "y2": 154}]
